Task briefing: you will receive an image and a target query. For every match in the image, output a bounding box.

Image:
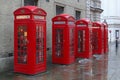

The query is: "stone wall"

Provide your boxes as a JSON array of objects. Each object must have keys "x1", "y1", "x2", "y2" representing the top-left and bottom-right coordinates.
[
  {"x1": 0, "y1": 0, "x2": 22, "y2": 72},
  {"x1": 39, "y1": 0, "x2": 86, "y2": 51}
]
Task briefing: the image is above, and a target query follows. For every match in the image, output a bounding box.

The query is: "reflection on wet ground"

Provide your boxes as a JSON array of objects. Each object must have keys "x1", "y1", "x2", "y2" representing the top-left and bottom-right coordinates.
[
  {"x1": 1, "y1": 43, "x2": 120, "y2": 80},
  {"x1": 0, "y1": 55, "x2": 108, "y2": 80},
  {"x1": 107, "y1": 43, "x2": 120, "y2": 80}
]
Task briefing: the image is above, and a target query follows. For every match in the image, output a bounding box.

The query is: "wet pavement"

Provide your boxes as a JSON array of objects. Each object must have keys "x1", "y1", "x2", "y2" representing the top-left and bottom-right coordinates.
[
  {"x1": 107, "y1": 43, "x2": 120, "y2": 80},
  {"x1": 0, "y1": 43, "x2": 120, "y2": 80}
]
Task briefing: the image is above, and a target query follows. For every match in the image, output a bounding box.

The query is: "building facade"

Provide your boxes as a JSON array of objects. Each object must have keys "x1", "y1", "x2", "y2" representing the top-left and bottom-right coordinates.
[
  {"x1": 0, "y1": 0, "x2": 103, "y2": 72},
  {"x1": 90, "y1": 0, "x2": 103, "y2": 21},
  {"x1": 101, "y1": 0, "x2": 120, "y2": 43}
]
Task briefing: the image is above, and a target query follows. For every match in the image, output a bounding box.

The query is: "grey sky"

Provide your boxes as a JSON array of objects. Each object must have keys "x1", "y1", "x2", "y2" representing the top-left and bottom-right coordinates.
[
  {"x1": 101, "y1": 0, "x2": 120, "y2": 23},
  {"x1": 102, "y1": 0, "x2": 120, "y2": 17}
]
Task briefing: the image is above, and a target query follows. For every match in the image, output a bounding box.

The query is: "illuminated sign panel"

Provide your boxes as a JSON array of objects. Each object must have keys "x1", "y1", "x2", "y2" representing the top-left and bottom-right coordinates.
[
  {"x1": 77, "y1": 24, "x2": 86, "y2": 27},
  {"x1": 34, "y1": 15, "x2": 44, "y2": 20},
  {"x1": 54, "y1": 21, "x2": 66, "y2": 24},
  {"x1": 16, "y1": 15, "x2": 30, "y2": 19}
]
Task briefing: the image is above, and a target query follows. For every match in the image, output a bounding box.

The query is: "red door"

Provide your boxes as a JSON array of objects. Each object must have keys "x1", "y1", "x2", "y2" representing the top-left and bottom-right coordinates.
[
  {"x1": 92, "y1": 29, "x2": 99, "y2": 53},
  {"x1": 35, "y1": 22, "x2": 46, "y2": 65},
  {"x1": 76, "y1": 28, "x2": 85, "y2": 56},
  {"x1": 14, "y1": 22, "x2": 29, "y2": 71},
  {"x1": 52, "y1": 27, "x2": 65, "y2": 63},
  {"x1": 69, "y1": 27, "x2": 75, "y2": 57}
]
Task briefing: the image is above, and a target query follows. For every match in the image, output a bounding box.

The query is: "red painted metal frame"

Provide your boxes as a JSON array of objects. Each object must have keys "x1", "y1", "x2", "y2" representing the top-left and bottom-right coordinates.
[
  {"x1": 92, "y1": 22, "x2": 104, "y2": 55},
  {"x1": 75, "y1": 19, "x2": 92, "y2": 58},
  {"x1": 14, "y1": 6, "x2": 47, "y2": 75},
  {"x1": 103, "y1": 23, "x2": 108, "y2": 53},
  {"x1": 52, "y1": 14, "x2": 75, "y2": 64}
]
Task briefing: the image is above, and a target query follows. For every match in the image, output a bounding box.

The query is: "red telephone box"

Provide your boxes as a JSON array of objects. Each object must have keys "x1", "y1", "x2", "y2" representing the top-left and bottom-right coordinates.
[
  {"x1": 103, "y1": 23, "x2": 108, "y2": 53},
  {"x1": 52, "y1": 14, "x2": 75, "y2": 64},
  {"x1": 92, "y1": 22, "x2": 104, "y2": 55},
  {"x1": 75, "y1": 19, "x2": 92, "y2": 58},
  {"x1": 14, "y1": 6, "x2": 47, "y2": 75}
]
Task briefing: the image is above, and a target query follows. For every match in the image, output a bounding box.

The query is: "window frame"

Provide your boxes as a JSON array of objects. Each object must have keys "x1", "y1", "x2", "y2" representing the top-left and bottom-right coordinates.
[
  {"x1": 75, "y1": 10, "x2": 81, "y2": 20},
  {"x1": 24, "y1": 0, "x2": 38, "y2": 6},
  {"x1": 56, "y1": 5, "x2": 65, "y2": 15},
  {"x1": 46, "y1": 0, "x2": 50, "y2": 2}
]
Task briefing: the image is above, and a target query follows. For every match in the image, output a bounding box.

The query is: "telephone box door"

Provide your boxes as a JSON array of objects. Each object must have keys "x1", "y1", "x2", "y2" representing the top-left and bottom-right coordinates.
[
  {"x1": 52, "y1": 27, "x2": 65, "y2": 62},
  {"x1": 77, "y1": 29, "x2": 85, "y2": 55},
  {"x1": 69, "y1": 27, "x2": 75, "y2": 58},
  {"x1": 15, "y1": 23, "x2": 28, "y2": 65},
  {"x1": 36, "y1": 22, "x2": 46, "y2": 64},
  {"x1": 92, "y1": 29, "x2": 99, "y2": 52}
]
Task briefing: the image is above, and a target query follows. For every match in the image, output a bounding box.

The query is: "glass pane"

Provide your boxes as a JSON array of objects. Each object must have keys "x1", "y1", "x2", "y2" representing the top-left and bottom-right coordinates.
[
  {"x1": 78, "y1": 30, "x2": 85, "y2": 52},
  {"x1": 55, "y1": 29, "x2": 63, "y2": 57},
  {"x1": 92, "y1": 31, "x2": 98, "y2": 50},
  {"x1": 69, "y1": 28, "x2": 74, "y2": 56},
  {"x1": 17, "y1": 26, "x2": 28, "y2": 64},
  {"x1": 36, "y1": 25, "x2": 44, "y2": 64}
]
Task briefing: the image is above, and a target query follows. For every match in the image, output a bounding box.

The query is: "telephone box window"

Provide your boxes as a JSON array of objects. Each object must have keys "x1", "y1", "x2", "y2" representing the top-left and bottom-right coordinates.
[
  {"x1": 36, "y1": 25, "x2": 44, "y2": 64},
  {"x1": 55, "y1": 29, "x2": 63, "y2": 57},
  {"x1": 78, "y1": 30, "x2": 85, "y2": 52},
  {"x1": 69, "y1": 29, "x2": 74, "y2": 56},
  {"x1": 17, "y1": 26, "x2": 28, "y2": 64},
  {"x1": 92, "y1": 31, "x2": 98, "y2": 50}
]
